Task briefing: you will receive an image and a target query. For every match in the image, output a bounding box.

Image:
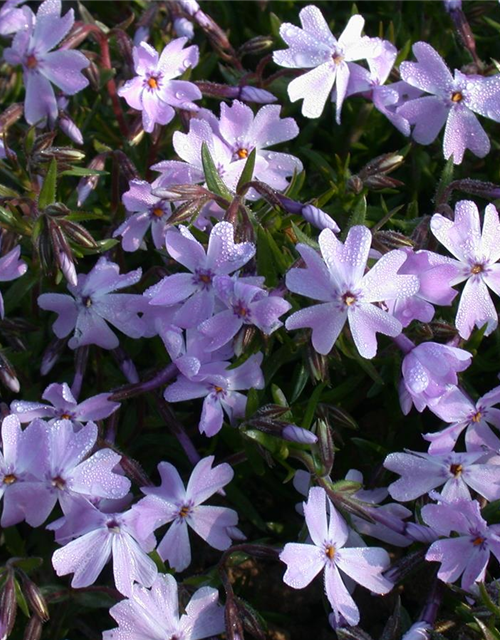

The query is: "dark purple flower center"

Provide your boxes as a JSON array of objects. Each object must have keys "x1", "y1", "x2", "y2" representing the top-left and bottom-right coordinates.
[
  {"x1": 52, "y1": 475, "x2": 66, "y2": 490},
  {"x1": 342, "y1": 291, "x2": 357, "y2": 307},
  {"x1": 332, "y1": 52, "x2": 344, "y2": 65},
  {"x1": 233, "y1": 300, "x2": 251, "y2": 320},
  {"x1": 193, "y1": 269, "x2": 214, "y2": 290},
  {"x1": 3, "y1": 473, "x2": 17, "y2": 485},
  {"x1": 106, "y1": 519, "x2": 121, "y2": 533},
  {"x1": 471, "y1": 263, "x2": 484, "y2": 275},
  {"x1": 82, "y1": 296, "x2": 93, "y2": 308}
]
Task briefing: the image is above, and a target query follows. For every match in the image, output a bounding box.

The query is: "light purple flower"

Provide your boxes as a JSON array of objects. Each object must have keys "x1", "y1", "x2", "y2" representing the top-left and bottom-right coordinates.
[
  {"x1": 164, "y1": 352, "x2": 264, "y2": 437},
  {"x1": 431, "y1": 200, "x2": 500, "y2": 339},
  {"x1": 285, "y1": 226, "x2": 420, "y2": 359},
  {"x1": 51, "y1": 495, "x2": 157, "y2": 595},
  {"x1": 0, "y1": 415, "x2": 50, "y2": 527},
  {"x1": 280, "y1": 487, "x2": 392, "y2": 627},
  {"x1": 57, "y1": 95, "x2": 83, "y2": 145},
  {"x1": 425, "y1": 385, "x2": 500, "y2": 453},
  {"x1": 103, "y1": 573, "x2": 225, "y2": 640},
  {"x1": 397, "y1": 42, "x2": 500, "y2": 163},
  {"x1": 384, "y1": 449, "x2": 500, "y2": 502},
  {"x1": 399, "y1": 341, "x2": 472, "y2": 414},
  {"x1": 135, "y1": 456, "x2": 238, "y2": 572},
  {"x1": 0, "y1": 0, "x2": 31, "y2": 37},
  {"x1": 422, "y1": 498, "x2": 500, "y2": 591},
  {"x1": 0, "y1": 245, "x2": 27, "y2": 319},
  {"x1": 11, "y1": 382, "x2": 119, "y2": 426},
  {"x1": 273, "y1": 6, "x2": 381, "y2": 122},
  {"x1": 38, "y1": 257, "x2": 146, "y2": 350},
  {"x1": 118, "y1": 38, "x2": 201, "y2": 133},
  {"x1": 3, "y1": 0, "x2": 89, "y2": 126},
  {"x1": 198, "y1": 275, "x2": 291, "y2": 351},
  {"x1": 146, "y1": 222, "x2": 255, "y2": 329}
]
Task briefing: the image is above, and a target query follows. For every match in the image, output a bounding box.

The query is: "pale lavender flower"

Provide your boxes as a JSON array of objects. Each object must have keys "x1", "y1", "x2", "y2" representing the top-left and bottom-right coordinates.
[
  {"x1": 285, "y1": 226, "x2": 420, "y2": 359},
  {"x1": 118, "y1": 38, "x2": 201, "y2": 133},
  {"x1": 422, "y1": 498, "x2": 500, "y2": 591},
  {"x1": 0, "y1": 415, "x2": 50, "y2": 527},
  {"x1": 51, "y1": 495, "x2": 157, "y2": 595},
  {"x1": 134, "y1": 456, "x2": 238, "y2": 572},
  {"x1": 399, "y1": 340, "x2": 472, "y2": 414},
  {"x1": 0, "y1": 245, "x2": 27, "y2": 318},
  {"x1": 198, "y1": 275, "x2": 291, "y2": 351},
  {"x1": 280, "y1": 487, "x2": 392, "y2": 627},
  {"x1": 38, "y1": 257, "x2": 146, "y2": 350},
  {"x1": 173, "y1": 16, "x2": 195, "y2": 41},
  {"x1": 57, "y1": 95, "x2": 83, "y2": 145},
  {"x1": 146, "y1": 222, "x2": 255, "y2": 329},
  {"x1": 431, "y1": 200, "x2": 500, "y2": 339},
  {"x1": 103, "y1": 573, "x2": 225, "y2": 640},
  {"x1": 164, "y1": 352, "x2": 264, "y2": 437},
  {"x1": 425, "y1": 385, "x2": 500, "y2": 453},
  {"x1": 11, "y1": 382, "x2": 119, "y2": 426},
  {"x1": 388, "y1": 249, "x2": 458, "y2": 328},
  {"x1": 384, "y1": 449, "x2": 500, "y2": 502},
  {"x1": 397, "y1": 42, "x2": 500, "y2": 164},
  {"x1": 0, "y1": 0, "x2": 30, "y2": 37},
  {"x1": 3, "y1": 0, "x2": 89, "y2": 126},
  {"x1": 273, "y1": 5, "x2": 381, "y2": 122}
]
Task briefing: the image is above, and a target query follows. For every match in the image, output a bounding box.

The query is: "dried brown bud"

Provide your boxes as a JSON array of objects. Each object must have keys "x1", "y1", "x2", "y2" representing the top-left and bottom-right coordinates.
[{"x1": 0, "y1": 103, "x2": 24, "y2": 131}]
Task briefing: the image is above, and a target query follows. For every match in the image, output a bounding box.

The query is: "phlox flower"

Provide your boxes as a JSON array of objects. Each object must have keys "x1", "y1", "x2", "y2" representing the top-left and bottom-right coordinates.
[
  {"x1": 164, "y1": 352, "x2": 264, "y2": 437},
  {"x1": 103, "y1": 573, "x2": 225, "y2": 640},
  {"x1": 11, "y1": 381, "x2": 119, "y2": 426},
  {"x1": 198, "y1": 275, "x2": 291, "y2": 351},
  {"x1": 384, "y1": 449, "x2": 500, "y2": 502},
  {"x1": 422, "y1": 498, "x2": 500, "y2": 591},
  {"x1": 0, "y1": 245, "x2": 27, "y2": 319},
  {"x1": 273, "y1": 5, "x2": 381, "y2": 121},
  {"x1": 146, "y1": 222, "x2": 256, "y2": 329},
  {"x1": 430, "y1": 200, "x2": 500, "y2": 339},
  {"x1": 398, "y1": 340, "x2": 472, "y2": 414},
  {"x1": 285, "y1": 225, "x2": 420, "y2": 359},
  {"x1": 118, "y1": 38, "x2": 201, "y2": 133},
  {"x1": 134, "y1": 456, "x2": 238, "y2": 572},
  {"x1": 3, "y1": 0, "x2": 89, "y2": 126},
  {"x1": 397, "y1": 42, "x2": 500, "y2": 164},
  {"x1": 280, "y1": 487, "x2": 392, "y2": 627},
  {"x1": 51, "y1": 495, "x2": 158, "y2": 595},
  {"x1": 38, "y1": 257, "x2": 146, "y2": 349},
  {"x1": 425, "y1": 385, "x2": 500, "y2": 453}
]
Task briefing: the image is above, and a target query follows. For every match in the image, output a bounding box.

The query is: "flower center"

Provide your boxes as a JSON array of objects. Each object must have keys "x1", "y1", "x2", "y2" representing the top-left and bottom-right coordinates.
[
  {"x1": 451, "y1": 91, "x2": 463, "y2": 103},
  {"x1": 193, "y1": 269, "x2": 214, "y2": 289},
  {"x1": 325, "y1": 545, "x2": 336, "y2": 560},
  {"x1": 213, "y1": 385, "x2": 224, "y2": 394},
  {"x1": 52, "y1": 476, "x2": 66, "y2": 490},
  {"x1": 472, "y1": 411, "x2": 482, "y2": 423},
  {"x1": 148, "y1": 76, "x2": 159, "y2": 89},
  {"x1": 60, "y1": 413, "x2": 72, "y2": 420},
  {"x1": 3, "y1": 474, "x2": 17, "y2": 485},
  {"x1": 332, "y1": 53, "x2": 344, "y2": 65},
  {"x1": 472, "y1": 536, "x2": 485, "y2": 546},
  {"x1": 450, "y1": 463, "x2": 463, "y2": 477},
  {"x1": 237, "y1": 148, "x2": 248, "y2": 159},
  {"x1": 106, "y1": 519, "x2": 121, "y2": 533},
  {"x1": 471, "y1": 264, "x2": 483, "y2": 275},
  {"x1": 179, "y1": 505, "x2": 191, "y2": 518},
  {"x1": 152, "y1": 207, "x2": 164, "y2": 218},
  {"x1": 342, "y1": 292, "x2": 357, "y2": 307},
  {"x1": 26, "y1": 54, "x2": 38, "y2": 70},
  {"x1": 82, "y1": 296, "x2": 93, "y2": 308},
  {"x1": 233, "y1": 301, "x2": 250, "y2": 319}
]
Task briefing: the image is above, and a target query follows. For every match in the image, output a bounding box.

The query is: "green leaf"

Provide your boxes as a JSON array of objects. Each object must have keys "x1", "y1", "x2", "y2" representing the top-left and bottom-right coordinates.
[
  {"x1": 14, "y1": 578, "x2": 30, "y2": 617},
  {"x1": 434, "y1": 156, "x2": 454, "y2": 206},
  {"x1": 60, "y1": 167, "x2": 109, "y2": 177},
  {"x1": 342, "y1": 196, "x2": 366, "y2": 239},
  {"x1": 290, "y1": 222, "x2": 319, "y2": 249},
  {"x1": 10, "y1": 557, "x2": 43, "y2": 573},
  {"x1": 201, "y1": 142, "x2": 232, "y2": 202},
  {"x1": 38, "y1": 158, "x2": 57, "y2": 209},
  {"x1": 0, "y1": 184, "x2": 20, "y2": 198},
  {"x1": 236, "y1": 147, "x2": 257, "y2": 193},
  {"x1": 302, "y1": 382, "x2": 326, "y2": 430},
  {"x1": 224, "y1": 483, "x2": 267, "y2": 531},
  {"x1": 245, "y1": 388, "x2": 261, "y2": 419}
]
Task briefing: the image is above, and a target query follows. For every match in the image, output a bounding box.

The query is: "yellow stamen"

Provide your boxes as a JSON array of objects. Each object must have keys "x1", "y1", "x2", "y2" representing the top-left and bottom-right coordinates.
[
  {"x1": 237, "y1": 148, "x2": 248, "y2": 159},
  {"x1": 179, "y1": 505, "x2": 190, "y2": 518},
  {"x1": 450, "y1": 463, "x2": 463, "y2": 477},
  {"x1": 148, "y1": 77, "x2": 158, "y2": 89},
  {"x1": 471, "y1": 264, "x2": 483, "y2": 275},
  {"x1": 472, "y1": 411, "x2": 482, "y2": 423},
  {"x1": 152, "y1": 207, "x2": 164, "y2": 218},
  {"x1": 451, "y1": 91, "x2": 463, "y2": 103},
  {"x1": 473, "y1": 536, "x2": 485, "y2": 546},
  {"x1": 325, "y1": 545, "x2": 336, "y2": 560},
  {"x1": 3, "y1": 474, "x2": 16, "y2": 485}
]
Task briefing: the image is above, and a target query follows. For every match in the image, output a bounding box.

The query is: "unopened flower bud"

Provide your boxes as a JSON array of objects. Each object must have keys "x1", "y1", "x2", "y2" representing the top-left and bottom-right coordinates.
[
  {"x1": 282, "y1": 424, "x2": 318, "y2": 445},
  {"x1": 226, "y1": 526, "x2": 247, "y2": 542},
  {"x1": 23, "y1": 615, "x2": 43, "y2": 640},
  {"x1": 359, "y1": 152, "x2": 404, "y2": 178},
  {"x1": 0, "y1": 103, "x2": 24, "y2": 130},
  {"x1": 40, "y1": 337, "x2": 68, "y2": 375},
  {"x1": 346, "y1": 175, "x2": 364, "y2": 195},
  {"x1": 59, "y1": 112, "x2": 83, "y2": 146},
  {"x1": 306, "y1": 344, "x2": 329, "y2": 383},
  {"x1": 238, "y1": 36, "x2": 274, "y2": 56},
  {"x1": 301, "y1": 204, "x2": 339, "y2": 232},
  {"x1": 451, "y1": 178, "x2": 500, "y2": 200},
  {"x1": 114, "y1": 150, "x2": 139, "y2": 183},
  {"x1": 178, "y1": 0, "x2": 200, "y2": 17},
  {"x1": 21, "y1": 577, "x2": 49, "y2": 622},
  {"x1": 40, "y1": 147, "x2": 85, "y2": 163},
  {"x1": 173, "y1": 17, "x2": 194, "y2": 40},
  {"x1": 315, "y1": 419, "x2": 334, "y2": 477},
  {"x1": 77, "y1": 153, "x2": 108, "y2": 207},
  {"x1": 60, "y1": 219, "x2": 98, "y2": 249},
  {"x1": 0, "y1": 352, "x2": 20, "y2": 393},
  {"x1": 111, "y1": 346, "x2": 139, "y2": 384},
  {"x1": 325, "y1": 405, "x2": 358, "y2": 431},
  {"x1": 239, "y1": 86, "x2": 278, "y2": 105},
  {"x1": 375, "y1": 230, "x2": 415, "y2": 251},
  {"x1": 363, "y1": 175, "x2": 404, "y2": 190},
  {"x1": 59, "y1": 23, "x2": 95, "y2": 50},
  {"x1": 32, "y1": 132, "x2": 56, "y2": 154},
  {"x1": 0, "y1": 573, "x2": 17, "y2": 637},
  {"x1": 224, "y1": 597, "x2": 244, "y2": 640}
]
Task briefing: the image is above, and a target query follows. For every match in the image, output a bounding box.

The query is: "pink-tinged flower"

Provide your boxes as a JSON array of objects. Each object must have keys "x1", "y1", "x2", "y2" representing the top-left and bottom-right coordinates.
[
  {"x1": 134, "y1": 456, "x2": 238, "y2": 572},
  {"x1": 397, "y1": 42, "x2": 500, "y2": 164},
  {"x1": 198, "y1": 275, "x2": 291, "y2": 351},
  {"x1": 388, "y1": 249, "x2": 458, "y2": 328},
  {"x1": 285, "y1": 226, "x2": 420, "y2": 359},
  {"x1": 0, "y1": 415, "x2": 50, "y2": 527},
  {"x1": 11, "y1": 382, "x2": 119, "y2": 426},
  {"x1": 0, "y1": 245, "x2": 27, "y2": 319},
  {"x1": 164, "y1": 352, "x2": 264, "y2": 437},
  {"x1": 425, "y1": 385, "x2": 500, "y2": 453},
  {"x1": 399, "y1": 341, "x2": 471, "y2": 414},
  {"x1": 0, "y1": 0, "x2": 30, "y2": 37},
  {"x1": 153, "y1": 101, "x2": 302, "y2": 201},
  {"x1": 103, "y1": 573, "x2": 225, "y2": 640},
  {"x1": 422, "y1": 498, "x2": 500, "y2": 591},
  {"x1": 430, "y1": 200, "x2": 500, "y2": 339},
  {"x1": 38, "y1": 257, "x2": 146, "y2": 350},
  {"x1": 384, "y1": 449, "x2": 500, "y2": 502},
  {"x1": 273, "y1": 5, "x2": 381, "y2": 122},
  {"x1": 3, "y1": 0, "x2": 89, "y2": 126},
  {"x1": 280, "y1": 487, "x2": 392, "y2": 627},
  {"x1": 51, "y1": 495, "x2": 157, "y2": 595},
  {"x1": 118, "y1": 38, "x2": 201, "y2": 133},
  {"x1": 146, "y1": 222, "x2": 255, "y2": 329}
]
